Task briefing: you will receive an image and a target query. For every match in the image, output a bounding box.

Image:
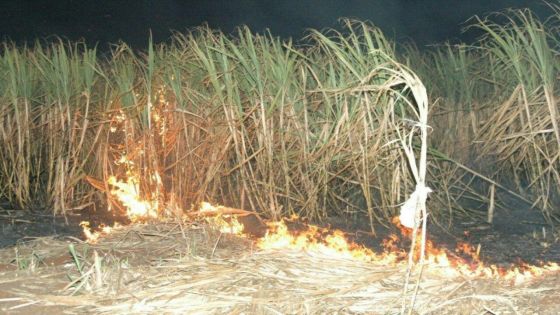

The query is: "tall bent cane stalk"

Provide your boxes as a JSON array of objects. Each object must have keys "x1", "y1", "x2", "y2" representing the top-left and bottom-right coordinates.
[{"x1": 369, "y1": 60, "x2": 430, "y2": 314}]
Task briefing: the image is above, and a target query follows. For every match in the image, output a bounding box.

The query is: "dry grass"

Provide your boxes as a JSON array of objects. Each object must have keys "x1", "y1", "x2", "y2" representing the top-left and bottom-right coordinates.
[
  {"x1": 2, "y1": 11, "x2": 558, "y2": 230},
  {"x1": 1, "y1": 9, "x2": 560, "y2": 314},
  {"x1": 0, "y1": 222, "x2": 558, "y2": 314},
  {"x1": 403, "y1": 7, "x2": 560, "y2": 225},
  {"x1": 1, "y1": 21, "x2": 432, "y2": 233},
  {"x1": 0, "y1": 42, "x2": 105, "y2": 214}
]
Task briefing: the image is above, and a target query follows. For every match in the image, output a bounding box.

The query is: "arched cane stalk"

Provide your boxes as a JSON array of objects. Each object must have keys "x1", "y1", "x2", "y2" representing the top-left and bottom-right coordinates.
[{"x1": 367, "y1": 58, "x2": 431, "y2": 314}]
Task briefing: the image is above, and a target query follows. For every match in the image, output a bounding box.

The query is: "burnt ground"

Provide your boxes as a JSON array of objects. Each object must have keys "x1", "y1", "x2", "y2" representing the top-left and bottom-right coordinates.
[
  {"x1": 0, "y1": 209, "x2": 82, "y2": 248},
  {"x1": 339, "y1": 211, "x2": 560, "y2": 267},
  {"x1": 1, "y1": 194, "x2": 559, "y2": 268},
  {"x1": 0, "y1": 201, "x2": 126, "y2": 248},
  {"x1": 327, "y1": 194, "x2": 560, "y2": 267}
]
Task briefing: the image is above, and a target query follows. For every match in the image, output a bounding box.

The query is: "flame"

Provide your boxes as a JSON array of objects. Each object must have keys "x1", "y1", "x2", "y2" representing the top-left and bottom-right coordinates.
[
  {"x1": 80, "y1": 85, "x2": 559, "y2": 285},
  {"x1": 107, "y1": 175, "x2": 158, "y2": 221},
  {"x1": 199, "y1": 202, "x2": 245, "y2": 234},
  {"x1": 257, "y1": 218, "x2": 399, "y2": 264},
  {"x1": 80, "y1": 221, "x2": 120, "y2": 244},
  {"x1": 254, "y1": 216, "x2": 560, "y2": 284},
  {"x1": 207, "y1": 214, "x2": 245, "y2": 235}
]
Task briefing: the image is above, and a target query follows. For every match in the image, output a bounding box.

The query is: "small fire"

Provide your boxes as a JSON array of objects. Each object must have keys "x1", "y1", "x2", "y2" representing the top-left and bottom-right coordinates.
[
  {"x1": 107, "y1": 175, "x2": 158, "y2": 221},
  {"x1": 207, "y1": 215, "x2": 245, "y2": 235},
  {"x1": 254, "y1": 216, "x2": 560, "y2": 284},
  {"x1": 80, "y1": 85, "x2": 559, "y2": 285},
  {"x1": 200, "y1": 202, "x2": 245, "y2": 234},
  {"x1": 419, "y1": 239, "x2": 560, "y2": 284},
  {"x1": 80, "y1": 221, "x2": 120, "y2": 244},
  {"x1": 257, "y1": 218, "x2": 399, "y2": 264}
]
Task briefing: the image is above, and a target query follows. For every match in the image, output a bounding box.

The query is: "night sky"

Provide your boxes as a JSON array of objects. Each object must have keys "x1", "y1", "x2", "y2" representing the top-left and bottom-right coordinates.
[{"x1": 0, "y1": 0, "x2": 551, "y2": 49}]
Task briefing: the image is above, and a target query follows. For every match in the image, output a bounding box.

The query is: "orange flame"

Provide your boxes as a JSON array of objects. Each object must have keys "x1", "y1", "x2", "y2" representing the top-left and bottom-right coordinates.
[
  {"x1": 257, "y1": 219, "x2": 399, "y2": 264},
  {"x1": 80, "y1": 221, "x2": 120, "y2": 244},
  {"x1": 107, "y1": 175, "x2": 158, "y2": 221},
  {"x1": 80, "y1": 85, "x2": 559, "y2": 285},
  {"x1": 254, "y1": 216, "x2": 560, "y2": 284}
]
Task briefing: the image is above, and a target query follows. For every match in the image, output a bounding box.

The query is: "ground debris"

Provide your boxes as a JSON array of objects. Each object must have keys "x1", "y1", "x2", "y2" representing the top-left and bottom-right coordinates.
[{"x1": 0, "y1": 221, "x2": 558, "y2": 314}]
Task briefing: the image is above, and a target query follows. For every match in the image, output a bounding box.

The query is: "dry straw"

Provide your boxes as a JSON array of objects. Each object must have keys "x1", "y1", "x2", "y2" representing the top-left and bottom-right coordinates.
[
  {"x1": 1, "y1": 20, "x2": 429, "y2": 229},
  {"x1": 0, "y1": 222, "x2": 557, "y2": 314}
]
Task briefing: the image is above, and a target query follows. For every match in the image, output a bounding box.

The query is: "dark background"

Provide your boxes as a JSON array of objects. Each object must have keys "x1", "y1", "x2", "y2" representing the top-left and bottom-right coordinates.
[{"x1": 0, "y1": 0, "x2": 552, "y2": 49}]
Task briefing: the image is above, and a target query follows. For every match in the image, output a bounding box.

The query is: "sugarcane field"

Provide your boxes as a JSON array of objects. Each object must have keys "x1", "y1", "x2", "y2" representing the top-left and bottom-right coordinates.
[{"x1": 1, "y1": 2, "x2": 560, "y2": 314}]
